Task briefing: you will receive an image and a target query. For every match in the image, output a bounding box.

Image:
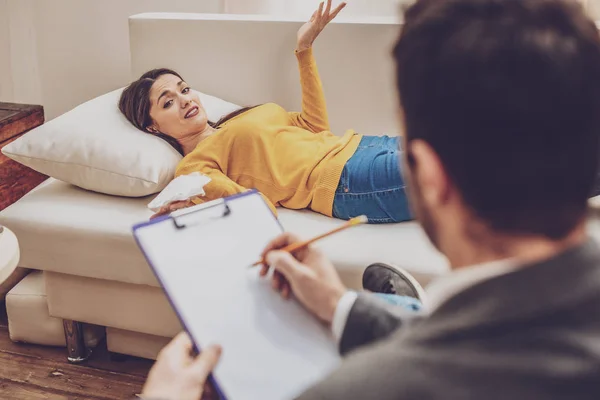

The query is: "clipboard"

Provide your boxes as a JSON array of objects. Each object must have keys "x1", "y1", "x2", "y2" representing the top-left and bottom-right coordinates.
[{"x1": 133, "y1": 191, "x2": 341, "y2": 400}]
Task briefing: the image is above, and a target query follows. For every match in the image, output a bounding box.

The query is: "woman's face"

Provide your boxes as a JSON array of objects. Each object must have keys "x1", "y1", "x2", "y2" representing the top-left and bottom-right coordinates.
[{"x1": 147, "y1": 74, "x2": 209, "y2": 139}]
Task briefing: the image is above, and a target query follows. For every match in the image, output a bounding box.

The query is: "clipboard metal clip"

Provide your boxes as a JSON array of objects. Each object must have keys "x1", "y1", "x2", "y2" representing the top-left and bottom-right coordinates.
[{"x1": 171, "y1": 199, "x2": 231, "y2": 230}]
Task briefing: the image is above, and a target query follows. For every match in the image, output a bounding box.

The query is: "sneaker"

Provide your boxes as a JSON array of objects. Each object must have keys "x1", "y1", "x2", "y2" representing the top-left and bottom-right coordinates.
[{"x1": 362, "y1": 263, "x2": 427, "y2": 302}]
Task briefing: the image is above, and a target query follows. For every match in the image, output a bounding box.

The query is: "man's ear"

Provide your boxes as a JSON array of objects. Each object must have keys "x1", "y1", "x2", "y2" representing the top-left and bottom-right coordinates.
[{"x1": 408, "y1": 139, "x2": 450, "y2": 207}]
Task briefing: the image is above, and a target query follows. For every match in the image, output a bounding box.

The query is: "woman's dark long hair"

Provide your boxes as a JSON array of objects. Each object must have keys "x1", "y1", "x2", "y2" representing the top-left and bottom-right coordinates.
[{"x1": 119, "y1": 68, "x2": 256, "y2": 156}]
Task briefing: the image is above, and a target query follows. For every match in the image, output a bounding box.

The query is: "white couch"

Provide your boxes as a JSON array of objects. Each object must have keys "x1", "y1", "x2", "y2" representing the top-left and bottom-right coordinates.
[{"x1": 0, "y1": 13, "x2": 448, "y2": 360}]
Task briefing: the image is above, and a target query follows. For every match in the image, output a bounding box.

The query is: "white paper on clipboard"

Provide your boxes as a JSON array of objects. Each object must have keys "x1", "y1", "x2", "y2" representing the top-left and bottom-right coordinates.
[{"x1": 133, "y1": 191, "x2": 341, "y2": 400}]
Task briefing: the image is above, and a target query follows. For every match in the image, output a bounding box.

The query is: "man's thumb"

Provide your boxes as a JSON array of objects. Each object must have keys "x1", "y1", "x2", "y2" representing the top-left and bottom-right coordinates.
[
  {"x1": 266, "y1": 251, "x2": 303, "y2": 278},
  {"x1": 190, "y1": 344, "x2": 222, "y2": 379}
]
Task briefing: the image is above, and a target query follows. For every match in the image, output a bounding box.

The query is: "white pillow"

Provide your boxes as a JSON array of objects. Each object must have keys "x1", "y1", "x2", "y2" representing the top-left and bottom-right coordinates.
[{"x1": 1, "y1": 88, "x2": 240, "y2": 197}]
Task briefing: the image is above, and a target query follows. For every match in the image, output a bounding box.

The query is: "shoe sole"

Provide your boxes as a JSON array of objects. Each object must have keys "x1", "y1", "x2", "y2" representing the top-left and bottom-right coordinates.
[{"x1": 364, "y1": 263, "x2": 429, "y2": 308}]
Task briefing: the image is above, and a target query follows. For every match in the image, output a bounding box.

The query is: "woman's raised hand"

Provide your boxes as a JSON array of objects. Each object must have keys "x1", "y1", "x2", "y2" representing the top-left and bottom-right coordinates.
[{"x1": 297, "y1": 0, "x2": 347, "y2": 52}]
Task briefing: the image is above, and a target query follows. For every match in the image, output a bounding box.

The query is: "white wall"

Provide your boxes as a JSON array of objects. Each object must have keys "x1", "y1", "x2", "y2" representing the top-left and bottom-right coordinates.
[
  {"x1": 224, "y1": 0, "x2": 407, "y2": 17},
  {"x1": 589, "y1": 0, "x2": 600, "y2": 19},
  {"x1": 0, "y1": 0, "x2": 222, "y2": 120},
  {"x1": 1, "y1": 0, "x2": 599, "y2": 120},
  {"x1": 225, "y1": 0, "x2": 600, "y2": 19}
]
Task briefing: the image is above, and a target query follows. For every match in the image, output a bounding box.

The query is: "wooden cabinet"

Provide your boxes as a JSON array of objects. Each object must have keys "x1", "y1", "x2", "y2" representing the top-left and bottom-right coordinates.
[{"x1": 0, "y1": 103, "x2": 47, "y2": 212}]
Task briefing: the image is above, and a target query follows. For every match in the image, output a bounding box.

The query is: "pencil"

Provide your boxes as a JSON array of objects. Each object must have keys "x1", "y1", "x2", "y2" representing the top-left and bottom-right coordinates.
[{"x1": 251, "y1": 215, "x2": 368, "y2": 267}]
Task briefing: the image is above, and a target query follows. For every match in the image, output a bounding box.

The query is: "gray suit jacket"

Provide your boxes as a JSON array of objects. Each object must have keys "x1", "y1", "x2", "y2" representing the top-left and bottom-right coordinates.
[{"x1": 298, "y1": 239, "x2": 600, "y2": 400}]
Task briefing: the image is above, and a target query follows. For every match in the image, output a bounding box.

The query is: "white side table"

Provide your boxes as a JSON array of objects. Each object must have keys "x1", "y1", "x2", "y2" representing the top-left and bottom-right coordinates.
[{"x1": 0, "y1": 226, "x2": 28, "y2": 298}]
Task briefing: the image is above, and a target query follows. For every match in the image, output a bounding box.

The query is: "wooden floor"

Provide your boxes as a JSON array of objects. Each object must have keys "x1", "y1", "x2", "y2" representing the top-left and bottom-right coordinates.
[{"x1": 0, "y1": 302, "x2": 153, "y2": 399}]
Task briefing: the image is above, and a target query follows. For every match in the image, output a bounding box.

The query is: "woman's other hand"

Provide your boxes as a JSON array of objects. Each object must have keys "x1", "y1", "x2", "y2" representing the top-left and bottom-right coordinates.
[
  {"x1": 150, "y1": 199, "x2": 195, "y2": 220},
  {"x1": 296, "y1": 0, "x2": 347, "y2": 52}
]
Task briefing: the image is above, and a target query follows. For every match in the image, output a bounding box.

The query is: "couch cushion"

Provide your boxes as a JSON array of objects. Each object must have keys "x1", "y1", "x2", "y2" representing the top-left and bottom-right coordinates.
[
  {"x1": 7, "y1": 271, "x2": 104, "y2": 347},
  {"x1": 45, "y1": 272, "x2": 181, "y2": 338},
  {"x1": 0, "y1": 179, "x2": 449, "y2": 288},
  {"x1": 44, "y1": 258, "x2": 405, "y2": 340},
  {"x1": 107, "y1": 327, "x2": 170, "y2": 360}
]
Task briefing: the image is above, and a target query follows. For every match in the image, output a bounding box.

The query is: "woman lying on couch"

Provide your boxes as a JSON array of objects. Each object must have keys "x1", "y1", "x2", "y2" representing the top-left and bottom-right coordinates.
[{"x1": 119, "y1": 0, "x2": 411, "y2": 224}]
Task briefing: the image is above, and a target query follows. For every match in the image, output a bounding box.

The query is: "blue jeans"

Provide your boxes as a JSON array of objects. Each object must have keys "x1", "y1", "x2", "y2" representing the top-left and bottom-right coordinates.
[
  {"x1": 333, "y1": 135, "x2": 412, "y2": 224},
  {"x1": 375, "y1": 293, "x2": 423, "y2": 311}
]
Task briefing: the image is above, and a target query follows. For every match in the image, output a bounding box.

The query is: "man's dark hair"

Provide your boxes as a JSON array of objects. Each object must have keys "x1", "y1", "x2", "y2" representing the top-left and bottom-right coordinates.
[{"x1": 395, "y1": 0, "x2": 600, "y2": 239}]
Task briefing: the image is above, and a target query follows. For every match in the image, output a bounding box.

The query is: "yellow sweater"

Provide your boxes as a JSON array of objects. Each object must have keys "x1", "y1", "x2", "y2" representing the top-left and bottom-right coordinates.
[{"x1": 175, "y1": 48, "x2": 361, "y2": 217}]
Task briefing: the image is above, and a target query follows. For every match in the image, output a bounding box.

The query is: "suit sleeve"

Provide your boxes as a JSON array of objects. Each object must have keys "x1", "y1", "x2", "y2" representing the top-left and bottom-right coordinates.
[
  {"x1": 296, "y1": 331, "x2": 423, "y2": 400},
  {"x1": 338, "y1": 293, "x2": 424, "y2": 355},
  {"x1": 296, "y1": 299, "x2": 427, "y2": 400}
]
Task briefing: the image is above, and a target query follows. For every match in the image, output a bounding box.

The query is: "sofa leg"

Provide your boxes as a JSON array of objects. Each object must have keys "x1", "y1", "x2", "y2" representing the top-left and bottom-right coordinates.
[{"x1": 63, "y1": 320, "x2": 90, "y2": 363}]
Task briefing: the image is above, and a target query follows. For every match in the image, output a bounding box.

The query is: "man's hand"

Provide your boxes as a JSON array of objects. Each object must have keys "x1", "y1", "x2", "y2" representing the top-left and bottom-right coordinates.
[
  {"x1": 260, "y1": 233, "x2": 347, "y2": 324},
  {"x1": 141, "y1": 332, "x2": 222, "y2": 400},
  {"x1": 296, "y1": 0, "x2": 347, "y2": 52}
]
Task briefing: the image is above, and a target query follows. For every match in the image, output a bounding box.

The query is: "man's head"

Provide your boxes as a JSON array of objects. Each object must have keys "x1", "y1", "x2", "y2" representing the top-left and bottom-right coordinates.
[{"x1": 394, "y1": 0, "x2": 600, "y2": 256}]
